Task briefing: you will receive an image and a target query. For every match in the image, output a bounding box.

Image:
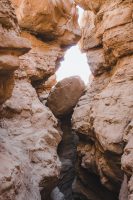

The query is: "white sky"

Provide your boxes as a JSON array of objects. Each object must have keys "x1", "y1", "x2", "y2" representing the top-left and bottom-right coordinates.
[{"x1": 56, "y1": 7, "x2": 91, "y2": 84}]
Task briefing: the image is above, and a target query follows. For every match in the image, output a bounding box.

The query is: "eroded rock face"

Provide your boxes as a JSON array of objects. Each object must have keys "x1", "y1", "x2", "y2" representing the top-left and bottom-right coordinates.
[
  {"x1": 38, "y1": 75, "x2": 57, "y2": 104},
  {"x1": 47, "y1": 76, "x2": 85, "y2": 118},
  {"x1": 11, "y1": 0, "x2": 81, "y2": 46},
  {"x1": 72, "y1": 0, "x2": 133, "y2": 199},
  {"x1": 0, "y1": 80, "x2": 62, "y2": 200},
  {"x1": 75, "y1": 0, "x2": 105, "y2": 13},
  {"x1": 1, "y1": 0, "x2": 133, "y2": 199},
  {"x1": 0, "y1": 0, "x2": 81, "y2": 200},
  {"x1": 18, "y1": 32, "x2": 64, "y2": 82},
  {"x1": 0, "y1": 0, "x2": 30, "y2": 104},
  {"x1": 10, "y1": 0, "x2": 81, "y2": 98}
]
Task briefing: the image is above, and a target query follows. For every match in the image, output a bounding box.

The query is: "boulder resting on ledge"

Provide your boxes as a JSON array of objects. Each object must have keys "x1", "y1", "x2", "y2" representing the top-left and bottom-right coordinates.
[{"x1": 47, "y1": 76, "x2": 85, "y2": 118}]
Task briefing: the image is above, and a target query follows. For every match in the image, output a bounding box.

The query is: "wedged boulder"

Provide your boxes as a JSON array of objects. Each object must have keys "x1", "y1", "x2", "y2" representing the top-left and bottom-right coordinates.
[{"x1": 47, "y1": 76, "x2": 85, "y2": 118}]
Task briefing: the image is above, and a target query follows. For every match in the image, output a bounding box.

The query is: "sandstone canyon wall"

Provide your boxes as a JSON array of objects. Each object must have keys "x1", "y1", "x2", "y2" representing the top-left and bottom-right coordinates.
[
  {"x1": 0, "y1": 0, "x2": 30, "y2": 104},
  {"x1": 0, "y1": 0, "x2": 133, "y2": 200},
  {"x1": 73, "y1": 0, "x2": 133, "y2": 199},
  {"x1": 0, "y1": 0, "x2": 80, "y2": 200}
]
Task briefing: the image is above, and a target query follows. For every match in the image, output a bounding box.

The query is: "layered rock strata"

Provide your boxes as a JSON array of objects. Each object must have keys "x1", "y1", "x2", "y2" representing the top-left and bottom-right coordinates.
[
  {"x1": 72, "y1": 0, "x2": 133, "y2": 199},
  {"x1": 0, "y1": 0, "x2": 80, "y2": 200},
  {"x1": 0, "y1": 0, "x2": 30, "y2": 104},
  {"x1": 11, "y1": 0, "x2": 81, "y2": 46}
]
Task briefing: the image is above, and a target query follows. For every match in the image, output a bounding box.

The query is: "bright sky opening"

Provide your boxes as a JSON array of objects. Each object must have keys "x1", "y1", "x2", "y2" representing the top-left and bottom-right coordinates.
[{"x1": 56, "y1": 7, "x2": 91, "y2": 85}]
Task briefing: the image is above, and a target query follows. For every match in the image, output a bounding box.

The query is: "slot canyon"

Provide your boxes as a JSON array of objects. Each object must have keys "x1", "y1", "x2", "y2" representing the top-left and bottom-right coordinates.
[{"x1": 0, "y1": 0, "x2": 133, "y2": 200}]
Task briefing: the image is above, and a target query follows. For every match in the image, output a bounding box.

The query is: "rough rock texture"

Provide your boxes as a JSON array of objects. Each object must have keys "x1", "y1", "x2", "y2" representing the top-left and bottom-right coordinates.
[
  {"x1": 10, "y1": 0, "x2": 81, "y2": 98},
  {"x1": 0, "y1": 0, "x2": 30, "y2": 104},
  {"x1": 75, "y1": 0, "x2": 105, "y2": 13},
  {"x1": 0, "y1": 0, "x2": 80, "y2": 200},
  {"x1": 56, "y1": 117, "x2": 77, "y2": 200},
  {"x1": 47, "y1": 76, "x2": 85, "y2": 118},
  {"x1": 1, "y1": 0, "x2": 133, "y2": 199},
  {"x1": 18, "y1": 32, "x2": 63, "y2": 81},
  {"x1": 38, "y1": 75, "x2": 57, "y2": 104},
  {"x1": 0, "y1": 80, "x2": 62, "y2": 200},
  {"x1": 11, "y1": 0, "x2": 81, "y2": 46},
  {"x1": 72, "y1": 0, "x2": 133, "y2": 199}
]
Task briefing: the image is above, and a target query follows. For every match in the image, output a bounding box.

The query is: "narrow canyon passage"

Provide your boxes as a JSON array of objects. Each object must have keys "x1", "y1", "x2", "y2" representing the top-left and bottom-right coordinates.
[
  {"x1": 49, "y1": 110, "x2": 119, "y2": 200},
  {"x1": 53, "y1": 115, "x2": 78, "y2": 200},
  {"x1": 57, "y1": 116, "x2": 77, "y2": 200},
  {"x1": 0, "y1": 1, "x2": 133, "y2": 200},
  {"x1": 46, "y1": 76, "x2": 119, "y2": 200}
]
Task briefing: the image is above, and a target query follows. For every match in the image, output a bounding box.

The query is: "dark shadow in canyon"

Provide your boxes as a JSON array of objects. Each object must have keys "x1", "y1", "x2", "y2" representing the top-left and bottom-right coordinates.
[
  {"x1": 49, "y1": 113, "x2": 119, "y2": 200},
  {"x1": 56, "y1": 114, "x2": 78, "y2": 200}
]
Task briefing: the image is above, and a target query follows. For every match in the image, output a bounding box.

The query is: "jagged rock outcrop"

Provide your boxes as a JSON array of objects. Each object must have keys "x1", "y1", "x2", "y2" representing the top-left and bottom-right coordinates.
[
  {"x1": 75, "y1": 0, "x2": 105, "y2": 13},
  {"x1": 38, "y1": 75, "x2": 57, "y2": 104},
  {"x1": 0, "y1": 80, "x2": 62, "y2": 200},
  {"x1": 72, "y1": 0, "x2": 133, "y2": 199},
  {"x1": 47, "y1": 76, "x2": 85, "y2": 118},
  {"x1": 0, "y1": 1, "x2": 81, "y2": 200},
  {"x1": 11, "y1": 0, "x2": 81, "y2": 46},
  {"x1": 0, "y1": 0, "x2": 30, "y2": 104},
  {"x1": 0, "y1": 1, "x2": 61, "y2": 198},
  {"x1": 10, "y1": 0, "x2": 81, "y2": 97}
]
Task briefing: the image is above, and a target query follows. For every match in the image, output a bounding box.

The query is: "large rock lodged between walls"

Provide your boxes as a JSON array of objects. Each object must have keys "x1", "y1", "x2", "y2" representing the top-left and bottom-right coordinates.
[
  {"x1": 47, "y1": 76, "x2": 85, "y2": 118},
  {"x1": 0, "y1": 0, "x2": 81, "y2": 200},
  {"x1": 72, "y1": 0, "x2": 133, "y2": 199}
]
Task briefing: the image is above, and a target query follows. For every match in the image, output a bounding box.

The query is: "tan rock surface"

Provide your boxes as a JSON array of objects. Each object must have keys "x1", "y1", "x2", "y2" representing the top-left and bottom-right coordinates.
[
  {"x1": 37, "y1": 75, "x2": 57, "y2": 104},
  {"x1": 11, "y1": 0, "x2": 81, "y2": 46},
  {"x1": 47, "y1": 76, "x2": 85, "y2": 118},
  {"x1": 75, "y1": 0, "x2": 105, "y2": 13},
  {"x1": 73, "y1": 0, "x2": 133, "y2": 198},
  {"x1": 0, "y1": 79, "x2": 62, "y2": 200},
  {"x1": 2, "y1": 0, "x2": 133, "y2": 199},
  {"x1": 0, "y1": 0, "x2": 81, "y2": 199},
  {"x1": 0, "y1": 0, "x2": 31, "y2": 104},
  {"x1": 16, "y1": 32, "x2": 64, "y2": 83}
]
